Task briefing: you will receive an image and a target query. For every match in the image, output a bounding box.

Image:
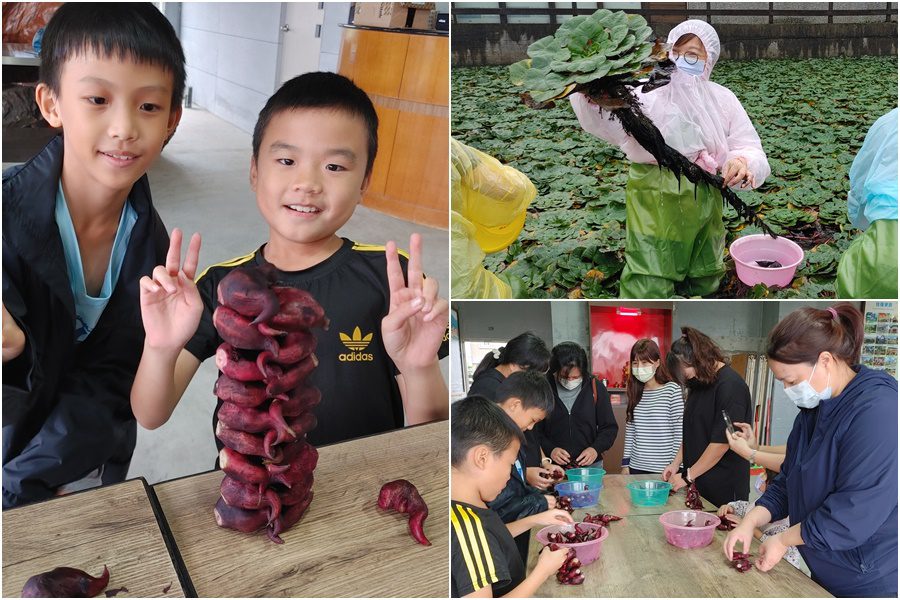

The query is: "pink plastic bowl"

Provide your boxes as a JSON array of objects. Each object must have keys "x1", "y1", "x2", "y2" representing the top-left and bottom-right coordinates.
[
  {"x1": 659, "y1": 510, "x2": 720, "y2": 549},
  {"x1": 536, "y1": 522, "x2": 609, "y2": 565},
  {"x1": 729, "y1": 234, "x2": 804, "y2": 288}
]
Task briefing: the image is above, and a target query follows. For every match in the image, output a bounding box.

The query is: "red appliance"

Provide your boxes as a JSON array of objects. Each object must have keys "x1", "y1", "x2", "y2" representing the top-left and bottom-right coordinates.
[{"x1": 589, "y1": 306, "x2": 672, "y2": 390}]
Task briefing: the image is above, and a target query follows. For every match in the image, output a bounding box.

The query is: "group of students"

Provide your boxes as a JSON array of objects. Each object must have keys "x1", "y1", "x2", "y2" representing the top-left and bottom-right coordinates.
[
  {"x1": 451, "y1": 303, "x2": 897, "y2": 597},
  {"x1": 2, "y1": 3, "x2": 449, "y2": 508}
]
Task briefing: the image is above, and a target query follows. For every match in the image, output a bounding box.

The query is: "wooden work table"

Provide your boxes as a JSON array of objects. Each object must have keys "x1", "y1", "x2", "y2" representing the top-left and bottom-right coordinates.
[
  {"x1": 153, "y1": 421, "x2": 448, "y2": 597},
  {"x1": 527, "y1": 475, "x2": 830, "y2": 597},
  {"x1": 2, "y1": 479, "x2": 188, "y2": 597}
]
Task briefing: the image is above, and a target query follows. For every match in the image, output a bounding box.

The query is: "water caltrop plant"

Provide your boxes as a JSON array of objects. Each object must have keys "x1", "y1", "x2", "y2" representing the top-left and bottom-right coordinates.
[{"x1": 508, "y1": 9, "x2": 656, "y2": 103}]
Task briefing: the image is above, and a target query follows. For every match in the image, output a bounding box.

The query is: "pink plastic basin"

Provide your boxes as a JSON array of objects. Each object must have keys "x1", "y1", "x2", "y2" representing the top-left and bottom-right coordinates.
[
  {"x1": 729, "y1": 234, "x2": 804, "y2": 288},
  {"x1": 536, "y1": 522, "x2": 609, "y2": 565},
  {"x1": 659, "y1": 510, "x2": 720, "y2": 549}
]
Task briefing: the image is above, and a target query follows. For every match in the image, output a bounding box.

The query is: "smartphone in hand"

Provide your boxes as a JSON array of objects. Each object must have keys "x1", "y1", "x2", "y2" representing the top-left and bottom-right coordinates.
[{"x1": 722, "y1": 410, "x2": 736, "y2": 436}]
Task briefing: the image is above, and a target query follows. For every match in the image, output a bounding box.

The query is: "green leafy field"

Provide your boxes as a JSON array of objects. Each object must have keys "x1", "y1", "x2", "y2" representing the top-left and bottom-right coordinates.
[{"x1": 451, "y1": 56, "x2": 897, "y2": 298}]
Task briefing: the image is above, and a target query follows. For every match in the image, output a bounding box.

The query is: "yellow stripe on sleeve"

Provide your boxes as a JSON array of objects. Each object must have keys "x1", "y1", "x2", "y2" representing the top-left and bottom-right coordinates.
[
  {"x1": 195, "y1": 251, "x2": 257, "y2": 282},
  {"x1": 450, "y1": 505, "x2": 482, "y2": 592},
  {"x1": 456, "y1": 504, "x2": 493, "y2": 588},
  {"x1": 466, "y1": 506, "x2": 498, "y2": 584},
  {"x1": 351, "y1": 242, "x2": 410, "y2": 260}
]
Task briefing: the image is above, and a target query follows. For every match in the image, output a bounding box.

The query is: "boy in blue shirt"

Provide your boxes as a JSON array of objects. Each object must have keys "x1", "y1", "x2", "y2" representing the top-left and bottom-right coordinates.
[
  {"x1": 131, "y1": 73, "x2": 449, "y2": 448},
  {"x1": 2, "y1": 3, "x2": 184, "y2": 507}
]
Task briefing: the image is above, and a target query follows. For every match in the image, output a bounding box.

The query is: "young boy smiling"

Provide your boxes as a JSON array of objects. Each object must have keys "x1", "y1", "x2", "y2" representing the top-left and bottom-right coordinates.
[
  {"x1": 131, "y1": 73, "x2": 449, "y2": 448},
  {"x1": 2, "y1": 3, "x2": 183, "y2": 507}
]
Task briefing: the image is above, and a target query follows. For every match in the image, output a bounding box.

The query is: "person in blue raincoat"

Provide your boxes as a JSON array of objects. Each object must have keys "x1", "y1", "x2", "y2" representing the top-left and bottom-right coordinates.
[
  {"x1": 836, "y1": 108, "x2": 898, "y2": 298},
  {"x1": 724, "y1": 303, "x2": 897, "y2": 598}
]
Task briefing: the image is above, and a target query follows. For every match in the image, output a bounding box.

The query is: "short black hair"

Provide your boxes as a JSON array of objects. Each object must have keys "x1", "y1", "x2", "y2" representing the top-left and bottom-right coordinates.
[
  {"x1": 40, "y1": 3, "x2": 186, "y2": 109},
  {"x1": 451, "y1": 396, "x2": 524, "y2": 468},
  {"x1": 252, "y1": 72, "x2": 379, "y2": 177},
  {"x1": 494, "y1": 370, "x2": 555, "y2": 414},
  {"x1": 549, "y1": 342, "x2": 589, "y2": 378}
]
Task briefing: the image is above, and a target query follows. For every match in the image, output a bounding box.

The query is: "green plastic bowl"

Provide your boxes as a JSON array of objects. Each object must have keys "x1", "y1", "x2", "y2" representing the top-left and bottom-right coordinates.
[
  {"x1": 626, "y1": 480, "x2": 672, "y2": 506},
  {"x1": 565, "y1": 467, "x2": 605, "y2": 487}
]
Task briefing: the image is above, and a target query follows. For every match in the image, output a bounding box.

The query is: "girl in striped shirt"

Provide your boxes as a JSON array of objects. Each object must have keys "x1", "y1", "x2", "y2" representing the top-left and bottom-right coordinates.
[{"x1": 622, "y1": 339, "x2": 684, "y2": 474}]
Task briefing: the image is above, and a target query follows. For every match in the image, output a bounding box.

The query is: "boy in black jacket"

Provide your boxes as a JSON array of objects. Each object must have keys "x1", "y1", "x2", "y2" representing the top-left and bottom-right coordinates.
[
  {"x1": 486, "y1": 370, "x2": 560, "y2": 563},
  {"x1": 2, "y1": 4, "x2": 183, "y2": 508}
]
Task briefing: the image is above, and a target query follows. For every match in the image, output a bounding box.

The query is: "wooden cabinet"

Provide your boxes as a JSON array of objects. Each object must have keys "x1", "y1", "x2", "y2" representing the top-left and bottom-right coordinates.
[{"x1": 339, "y1": 26, "x2": 448, "y2": 228}]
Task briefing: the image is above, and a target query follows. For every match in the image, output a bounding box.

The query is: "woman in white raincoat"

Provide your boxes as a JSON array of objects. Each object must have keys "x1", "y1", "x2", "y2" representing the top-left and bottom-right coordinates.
[{"x1": 570, "y1": 19, "x2": 771, "y2": 298}]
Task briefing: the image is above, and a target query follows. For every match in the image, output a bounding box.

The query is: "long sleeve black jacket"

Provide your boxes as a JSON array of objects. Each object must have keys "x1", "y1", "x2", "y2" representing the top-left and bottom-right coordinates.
[
  {"x1": 2, "y1": 135, "x2": 168, "y2": 508},
  {"x1": 537, "y1": 375, "x2": 618, "y2": 462}
]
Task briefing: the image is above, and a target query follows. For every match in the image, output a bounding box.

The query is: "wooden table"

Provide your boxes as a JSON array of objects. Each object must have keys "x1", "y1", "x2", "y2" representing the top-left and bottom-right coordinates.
[
  {"x1": 2, "y1": 478, "x2": 188, "y2": 597},
  {"x1": 528, "y1": 475, "x2": 830, "y2": 597},
  {"x1": 154, "y1": 421, "x2": 448, "y2": 597}
]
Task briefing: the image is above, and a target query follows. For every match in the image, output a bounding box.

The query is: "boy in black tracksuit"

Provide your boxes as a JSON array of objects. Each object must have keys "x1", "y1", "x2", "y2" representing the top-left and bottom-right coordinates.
[
  {"x1": 485, "y1": 371, "x2": 558, "y2": 564},
  {"x1": 131, "y1": 73, "x2": 449, "y2": 448},
  {"x1": 451, "y1": 396, "x2": 570, "y2": 598},
  {"x1": 2, "y1": 4, "x2": 184, "y2": 508}
]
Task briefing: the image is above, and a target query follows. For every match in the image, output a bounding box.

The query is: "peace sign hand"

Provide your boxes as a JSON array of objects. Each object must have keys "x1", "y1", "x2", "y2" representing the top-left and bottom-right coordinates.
[
  {"x1": 381, "y1": 234, "x2": 448, "y2": 375},
  {"x1": 139, "y1": 228, "x2": 203, "y2": 351}
]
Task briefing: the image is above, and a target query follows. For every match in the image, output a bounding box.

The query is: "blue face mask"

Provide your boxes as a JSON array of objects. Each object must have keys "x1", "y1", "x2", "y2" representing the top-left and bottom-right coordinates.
[{"x1": 675, "y1": 56, "x2": 706, "y2": 77}]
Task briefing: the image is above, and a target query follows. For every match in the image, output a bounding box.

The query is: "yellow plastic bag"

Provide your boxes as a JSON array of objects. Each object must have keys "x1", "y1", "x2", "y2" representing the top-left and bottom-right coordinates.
[{"x1": 450, "y1": 139, "x2": 536, "y2": 298}]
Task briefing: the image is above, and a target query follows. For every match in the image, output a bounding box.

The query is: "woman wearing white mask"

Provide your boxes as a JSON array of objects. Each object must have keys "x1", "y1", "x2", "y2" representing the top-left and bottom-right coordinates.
[
  {"x1": 621, "y1": 339, "x2": 683, "y2": 475},
  {"x1": 536, "y1": 342, "x2": 618, "y2": 471},
  {"x1": 570, "y1": 20, "x2": 770, "y2": 298},
  {"x1": 724, "y1": 304, "x2": 897, "y2": 597}
]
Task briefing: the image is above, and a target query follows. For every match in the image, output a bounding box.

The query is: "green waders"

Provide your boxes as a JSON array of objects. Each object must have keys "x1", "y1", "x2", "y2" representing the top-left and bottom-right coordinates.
[
  {"x1": 836, "y1": 219, "x2": 898, "y2": 298},
  {"x1": 620, "y1": 163, "x2": 726, "y2": 298}
]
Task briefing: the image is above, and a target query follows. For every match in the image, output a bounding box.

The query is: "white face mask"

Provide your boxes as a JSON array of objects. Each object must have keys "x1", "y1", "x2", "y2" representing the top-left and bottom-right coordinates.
[
  {"x1": 783, "y1": 361, "x2": 832, "y2": 409},
  {"x1": 633, "y1": 365, "x2": 657, "y2": 383},
  {"x1": 560, "y1": 377, "x2": 582, "y2": 391}
]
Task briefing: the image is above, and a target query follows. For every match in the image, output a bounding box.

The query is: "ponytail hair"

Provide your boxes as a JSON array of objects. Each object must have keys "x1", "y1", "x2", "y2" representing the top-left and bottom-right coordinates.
[
  {"x1": 766, "y1": 303, "x2": 863, "y2": 366},
  {"x1": 472, "y1": 331, "x2": 551, "y2": 380},
  {"x1": 666, "y1": 327, "x2": 726, "y2": 385},
  {"x1": 626, "y1": 338, "x2": 674, "y2": 423}
]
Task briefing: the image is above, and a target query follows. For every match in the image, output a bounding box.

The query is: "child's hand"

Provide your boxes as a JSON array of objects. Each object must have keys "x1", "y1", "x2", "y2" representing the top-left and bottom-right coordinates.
[
  {"x1": 526, "y1": 467, "x2": 553, "y2": 490},
  {"x1": 139, "y1": 229, "x2": 203, "y2": 352},
  {"x1": 2, "y1": 303, "x2": 26, "y2": 362},
  {"x1": 538, "y1": 509, "x2": 574, "y2": 527},
  {"x1": 536, "y1": 544, "x2": 569, "y2": 577},
  {"x1": 381, "y1": 233, "x2": 448, "y2": 375},
  {"x1": 717, "y1": 504, "x2": 743, "y2": 526}
]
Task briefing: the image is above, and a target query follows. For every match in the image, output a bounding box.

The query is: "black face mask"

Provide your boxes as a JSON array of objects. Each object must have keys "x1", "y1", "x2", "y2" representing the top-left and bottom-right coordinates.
[{"x1": 685, "y1": 377, "x2": 702, "y2": 389}]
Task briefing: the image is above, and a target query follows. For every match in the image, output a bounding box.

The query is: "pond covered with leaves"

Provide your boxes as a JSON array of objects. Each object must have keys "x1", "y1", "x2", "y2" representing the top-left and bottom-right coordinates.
[{"x1": 451, "y1": 57, "x2": 897, "y2": 298}]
